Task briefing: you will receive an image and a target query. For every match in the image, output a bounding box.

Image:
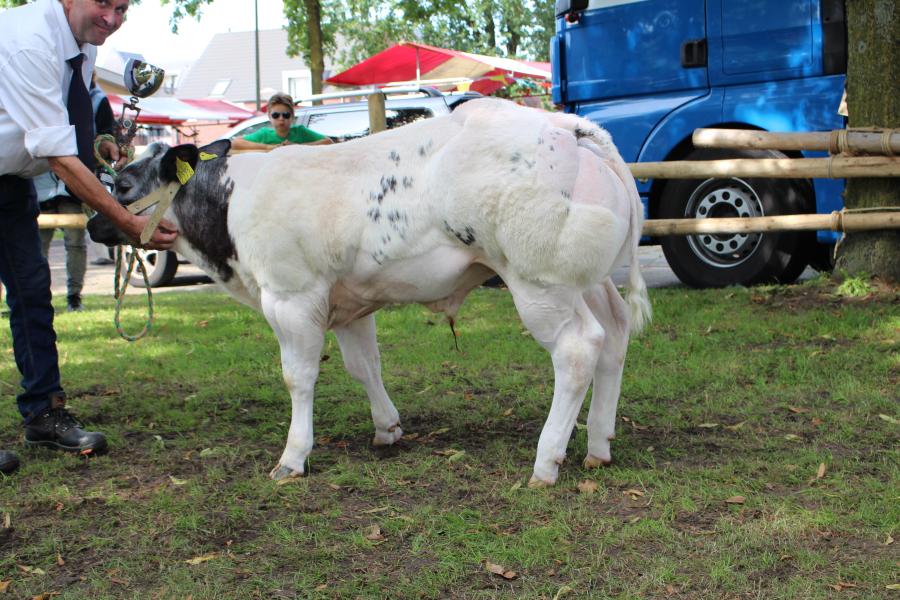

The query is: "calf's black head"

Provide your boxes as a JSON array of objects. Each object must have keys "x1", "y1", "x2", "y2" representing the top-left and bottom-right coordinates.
[{"x1": 87, "y1": 139, "x2": 231, "y2": 246}]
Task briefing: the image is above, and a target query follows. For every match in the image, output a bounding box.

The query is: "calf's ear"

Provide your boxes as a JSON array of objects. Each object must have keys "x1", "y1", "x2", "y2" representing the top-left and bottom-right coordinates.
[
  {"x1": 199, "y1": 139, "x2": 231, "y2": 159},
  {"x1": 160, "y1": 144, "x2": 200, "y2": 184}
]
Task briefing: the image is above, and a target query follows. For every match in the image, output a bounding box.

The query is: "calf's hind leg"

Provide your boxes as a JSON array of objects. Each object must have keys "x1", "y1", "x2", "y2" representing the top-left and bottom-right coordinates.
[
  {"x1": 506, "y1": 278, "x2": 606, "y2": 487},
  {"x1": 261, "y1": 289, "x2": 327, "y2": 480},
  {"x1": 334, "y1": 314, "x2": 403, "y2": 446},
  {"x1": 583, "y1": 280, "x2": 631, "y2": 468}
]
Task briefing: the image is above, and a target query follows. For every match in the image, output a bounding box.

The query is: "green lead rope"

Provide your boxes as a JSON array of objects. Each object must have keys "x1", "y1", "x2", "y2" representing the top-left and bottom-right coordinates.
[
  {"x1": 93, "y1": 135, "x2": 154, "y2": 341},
  {"x1": 113, "y1": 246, "x2": 154, "y2": 342}
]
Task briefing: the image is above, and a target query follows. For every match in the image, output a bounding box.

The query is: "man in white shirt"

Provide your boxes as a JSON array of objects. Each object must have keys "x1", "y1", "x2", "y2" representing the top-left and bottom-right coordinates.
[{"x1": 0, "y1": 0, "x2": 178, "y2": 474}]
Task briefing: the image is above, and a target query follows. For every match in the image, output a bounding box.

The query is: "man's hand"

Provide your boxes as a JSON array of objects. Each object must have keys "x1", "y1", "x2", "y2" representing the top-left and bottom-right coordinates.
[
  {"x1": 126, "y1": 215, "x2": 179, "y2": 250},
  {"x1": 97, "y1": 138, "x2": 120, "y2": 165}
]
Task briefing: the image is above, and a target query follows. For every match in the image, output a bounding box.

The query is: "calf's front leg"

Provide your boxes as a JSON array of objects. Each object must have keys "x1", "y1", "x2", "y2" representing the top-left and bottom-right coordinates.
[{"x1": 261, "y1": 290, "x2": 327, "y2": 480}]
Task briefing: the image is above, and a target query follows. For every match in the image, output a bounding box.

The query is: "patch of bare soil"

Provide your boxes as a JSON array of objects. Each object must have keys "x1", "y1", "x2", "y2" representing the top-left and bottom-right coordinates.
[{"x1": 749, "y1": 278, "x2": 899, "y2": 312}]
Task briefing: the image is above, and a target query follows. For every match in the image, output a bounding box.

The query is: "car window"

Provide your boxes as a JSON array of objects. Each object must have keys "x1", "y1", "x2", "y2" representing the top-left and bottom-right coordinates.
[
  {"x1": 306, "y1": 107, "x2": 434, "y2": 141},
  {"x1": 229, "y1": 119, "x2": 271, "y2": 139}
]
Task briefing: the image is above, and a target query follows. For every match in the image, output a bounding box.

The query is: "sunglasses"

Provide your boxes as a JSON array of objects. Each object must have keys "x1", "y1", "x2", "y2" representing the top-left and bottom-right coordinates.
[{"x1": 269, "y1": 111, "x2": 293, "y2": 120}]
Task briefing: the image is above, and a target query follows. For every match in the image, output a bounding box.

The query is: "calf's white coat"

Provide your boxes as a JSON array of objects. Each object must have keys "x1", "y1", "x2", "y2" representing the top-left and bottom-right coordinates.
[{"x1": 123, "y1": 99, "x2": 651, "y2": 485}]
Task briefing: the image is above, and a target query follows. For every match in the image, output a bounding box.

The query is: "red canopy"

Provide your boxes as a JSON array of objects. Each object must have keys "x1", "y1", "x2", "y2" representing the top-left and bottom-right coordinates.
[
  {"x1": 107, "y1": 95, "x2": 256, "y2": 126},
  {"x1": 325, "y1": 42, "x2": 551, "y2": 94}
]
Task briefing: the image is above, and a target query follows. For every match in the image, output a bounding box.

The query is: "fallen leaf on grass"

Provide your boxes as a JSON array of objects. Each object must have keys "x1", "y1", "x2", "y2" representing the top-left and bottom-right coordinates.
[
  {"x1": 30, "y1": 593, "x2": 59, "y2": 600},
  {"x1": 577, "y1": 480, "x2": 598, "y2": 495},
  {"x1": 623, "y1": 488, "x2": 645, "y2": 499},
  {"x1": 0, "y1": 580, "x2": 10, "y2": 593},
  {"x1": 53, "y1": 502, "x2": 63, "y2": 512},
  {"x1": 784, "y1": 434, "x2": 803, "y2": 442},
  {"x1": 724, "y1": 495, "x2": 745, "y2": 505},
  {"x1": 885, "y1": 535, "x2": 894, "y2": 546},
  {"x1": 55, "y1": 554, "x2": 64, "y2": 567},
  {"x1": 168, "y1": 475, "x2": 188, "y2": 486},
  {"x1": 698, "y1": 423, "x2": 719, "y2": 429},
  {"x1": 2, "y1": 513, "x2": 9, "y2": 529},
  {"x1": 364, "y1": 525, "x2": 385, "y2": 541},
  {"x1": 816, "y1": 463, "x2": 827, "y2": 479},
  {"x1": 827, "y1": 581, "x2": 857, "y2": 591},
  {"x1": 878, "y1": 414, "x2": 899, "y2": 425},
  {"x1": 724, "y1": 421, "x2": 747, "y2": 431},
  {"x1": 17, "y1": 566, "x2": 45, "y2": 576},
  {"x1": 196, "y1": 320, "x2": 209, "y2": 328},
  {"x1": 502, "y1": 408, "x2": 513, "y2": 417},
  {"x1": 788, "y1": 406, "x2": 809, "y2": 414},
  {"x1": 509, "y1": 482, "x2": 522, "y2": 492},
  {"x1": 886, "y1": 583, "x2": 900, "y2": 590},
  {"x1": 184, "y1": 553, "x2": 220, "y2": 565},
  {"x1": 314, "y1": 584, "x2": 328, "y2": 591},
  {"x1": 485, "y1": 561, "x2": 517, "y2": 580}
]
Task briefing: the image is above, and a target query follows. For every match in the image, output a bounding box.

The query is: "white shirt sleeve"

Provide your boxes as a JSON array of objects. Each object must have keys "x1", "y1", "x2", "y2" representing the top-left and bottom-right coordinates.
[{"x1": 0, "y1": 47, "x2": 77, "y2": 160}]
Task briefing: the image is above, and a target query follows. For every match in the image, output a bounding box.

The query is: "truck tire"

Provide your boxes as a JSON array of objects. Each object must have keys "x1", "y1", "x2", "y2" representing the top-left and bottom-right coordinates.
[
  {"x1": 123, "y1": 247, "x2": 179, "y2": 288},
  {"x1": 658, "y1": 148, "x2": 807, "y2": 288}
]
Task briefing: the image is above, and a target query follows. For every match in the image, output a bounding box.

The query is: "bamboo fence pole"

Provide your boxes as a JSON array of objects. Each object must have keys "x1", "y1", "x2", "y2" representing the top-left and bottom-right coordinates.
[
  {"x1": 642, "y1": 210, "x2": 900, "y2": 236},
  {"x1": 692, "y1": 128, "x2": 900, "y2": 155},
  {"x1": 37, "y1": 213, "x2": 87, "y2": 229},
  {"x1": 628, "y1": 155, "x2": 900, "y2": 180}
]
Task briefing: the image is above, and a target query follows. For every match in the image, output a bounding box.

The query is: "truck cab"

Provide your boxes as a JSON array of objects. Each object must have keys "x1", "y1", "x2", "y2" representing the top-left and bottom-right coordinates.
[{"x1": 552, "y1": 0, "x2": 847, "y2": 287}]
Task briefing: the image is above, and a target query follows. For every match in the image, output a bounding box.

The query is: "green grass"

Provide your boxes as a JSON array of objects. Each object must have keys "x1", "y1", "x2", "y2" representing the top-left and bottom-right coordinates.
[{"x1": 0, "y1": 280, "x2": 897, "y2": 599}]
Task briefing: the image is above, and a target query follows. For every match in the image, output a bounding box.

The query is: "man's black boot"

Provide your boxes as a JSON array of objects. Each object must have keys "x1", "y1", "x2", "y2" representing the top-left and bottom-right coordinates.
[
  {"x1": 24, "y1": 396, "x2": 107, "y2": 454},
  {"x1": 66, "y1": 294, "x2": 83, "y2": 312},
  {"x1": 0, "y1": 450, "x2": 19, "y2": 475}
]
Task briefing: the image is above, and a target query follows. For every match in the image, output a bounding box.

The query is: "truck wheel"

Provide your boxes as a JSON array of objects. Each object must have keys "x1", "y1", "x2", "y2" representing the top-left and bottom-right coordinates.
[
  {"x1": 659, "y1": 148, "x2": 806, "y2": 288},
  {"x1": 122, "y1": 247, "x2": 178, "y2": 288}
]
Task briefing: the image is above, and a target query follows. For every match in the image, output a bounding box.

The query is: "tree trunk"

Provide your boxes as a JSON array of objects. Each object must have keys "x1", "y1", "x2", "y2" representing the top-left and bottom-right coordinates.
[
  {"x1": 835, "y1": 0, "x2": 900, "y2": 281},
  {"x1": 303, "y1": 0, "x2": 325, "y2": 97}
]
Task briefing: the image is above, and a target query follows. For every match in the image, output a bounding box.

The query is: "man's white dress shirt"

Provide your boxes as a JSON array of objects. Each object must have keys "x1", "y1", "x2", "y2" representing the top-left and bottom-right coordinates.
[{"x1": 0, "y1": 0, "x2": 96, "y2": 178}]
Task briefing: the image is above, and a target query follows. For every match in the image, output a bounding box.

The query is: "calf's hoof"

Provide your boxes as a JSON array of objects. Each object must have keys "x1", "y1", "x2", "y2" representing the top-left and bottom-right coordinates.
[
  {"x1": 583, "y1": 454, "x2": 612, "y2": 469},
  {"x1": 373, "y1": 424, "x2": 403, "y2": 447},
  {"x1": 528, "y1": 475, "x2": 555, "y2": 488},
  {"x1": 270, "y1": 464, "x2": 305, "y2": 481}
]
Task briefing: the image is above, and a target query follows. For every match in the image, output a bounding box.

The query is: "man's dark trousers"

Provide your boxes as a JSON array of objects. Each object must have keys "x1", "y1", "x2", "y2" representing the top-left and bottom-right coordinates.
[{"x1": 0, "y1": 175, "x2": 62, "y2": 423}]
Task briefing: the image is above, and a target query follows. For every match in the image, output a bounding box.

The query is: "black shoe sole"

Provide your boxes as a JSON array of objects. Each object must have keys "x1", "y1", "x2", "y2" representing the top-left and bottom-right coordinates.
[{"x1": 24, "y1": 439, "x2": 108, "y2": 455}]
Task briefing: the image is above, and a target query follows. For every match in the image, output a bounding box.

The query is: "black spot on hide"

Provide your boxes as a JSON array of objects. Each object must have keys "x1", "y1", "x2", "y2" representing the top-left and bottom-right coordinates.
[
  {"x1": 402, "y1": 176, "x2": 414, "y2": 189},
  {"x1": 381, "y1": 175, "x2": 397, "y2": 195},
  {"x1": 443, "y1": 220, "x2": 476, "y2": 246},
  {"x1": 561, "y1": 190, "x2": 572, "y2": 200},
  {"x1": 172, "y1": 152, "x2": 237, "y2": 281},
  {"x1": 367, "y1": 207, "x2": 381, "y2": 223},
  {"x1": 389, "y1": 150, "x2": 401, "y2": 165},
  {"x1": 418, "y1": 141, "x2": 433, "y2": 157}
]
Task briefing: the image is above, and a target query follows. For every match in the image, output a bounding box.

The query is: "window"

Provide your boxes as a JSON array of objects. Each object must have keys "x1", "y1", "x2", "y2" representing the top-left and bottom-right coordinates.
[
  {"x1": 282, "y1": 69, "x2": 312, "y2": 100},
  {"x1": 210, "y1": 79, "x2": 231, "y2": 97},
  {"x1": 306, "y1": 108, "x2": 434, "y2": 141}
]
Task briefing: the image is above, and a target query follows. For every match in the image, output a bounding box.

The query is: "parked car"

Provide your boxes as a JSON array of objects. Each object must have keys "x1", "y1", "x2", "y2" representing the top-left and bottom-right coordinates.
[{"x1": 128, "y1": 87, "x2": 481, "y2": 287}]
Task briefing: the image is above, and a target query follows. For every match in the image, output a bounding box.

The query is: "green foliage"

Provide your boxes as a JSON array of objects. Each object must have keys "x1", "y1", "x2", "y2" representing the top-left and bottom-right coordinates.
[
  {"x1": 0, "y1": 282, "x2": 896, "y2": 597},
  {"x1": 167, "y1": 0, "x2": 554, "y2": 71},
  {"x1": 835, "y1": 272, "x2": 874, "y2": 297},
  {"x1": 0, "y1": 0, "x2": 29, "y2": 7}
]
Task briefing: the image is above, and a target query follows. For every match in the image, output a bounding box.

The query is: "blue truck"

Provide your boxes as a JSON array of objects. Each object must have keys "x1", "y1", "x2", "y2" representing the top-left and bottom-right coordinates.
[{"x1": 551, "y1": 0, "x2": 847, "y2": 287}]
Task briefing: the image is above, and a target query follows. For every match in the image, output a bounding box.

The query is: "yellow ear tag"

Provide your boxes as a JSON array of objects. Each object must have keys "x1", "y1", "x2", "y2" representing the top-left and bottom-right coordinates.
[
  {"x1": 199, "y1": 152, "x2": 218, "y2": 161},
  {"x1": 175, "y1": 158, "x2": 195, "y2": 185}
]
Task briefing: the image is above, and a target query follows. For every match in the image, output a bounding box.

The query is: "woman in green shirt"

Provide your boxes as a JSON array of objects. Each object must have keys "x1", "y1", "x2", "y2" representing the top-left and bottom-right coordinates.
[{"x1": 231, "y1": 92, "x2": 333, "y2": 152}]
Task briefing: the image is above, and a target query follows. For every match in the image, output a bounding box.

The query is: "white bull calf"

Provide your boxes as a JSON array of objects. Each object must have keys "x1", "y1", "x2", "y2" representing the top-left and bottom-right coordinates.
[{"x1": 89, "y1": 98, "x2": 651, "y2": 486}]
